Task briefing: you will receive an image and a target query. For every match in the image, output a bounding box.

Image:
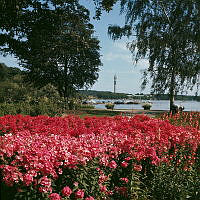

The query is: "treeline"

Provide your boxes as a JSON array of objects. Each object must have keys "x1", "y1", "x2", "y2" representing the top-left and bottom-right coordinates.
[
  {"x1": 0, "y1": 63, "x2": 60, "y2": 103},
  {"x1": 1, "y1": 63, "x2": 199, "y2": 110},
  {"x1": 153, "y1": 94, "x2": 200, "y2": 101},
  {"x1": 79, "y1": 89, "x2": 200, "y2": 101},
  {"x1": 79, "y1": 90, "x2": 130, "y2": 99},
  {"x1": 0, "y1": 63, "x2": 69, "y2": 116}
]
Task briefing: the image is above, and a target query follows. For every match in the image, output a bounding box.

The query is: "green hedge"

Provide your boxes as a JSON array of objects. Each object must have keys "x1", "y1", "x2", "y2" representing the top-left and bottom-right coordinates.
[{"x1": 0, "y1": 102, "x2": 63, "y2": 117}]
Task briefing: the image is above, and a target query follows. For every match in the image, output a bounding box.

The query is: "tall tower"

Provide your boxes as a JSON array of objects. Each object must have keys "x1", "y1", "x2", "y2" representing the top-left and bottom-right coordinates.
[{"x1": 114, "y1": 74, "x2": 117, "y2": 93}]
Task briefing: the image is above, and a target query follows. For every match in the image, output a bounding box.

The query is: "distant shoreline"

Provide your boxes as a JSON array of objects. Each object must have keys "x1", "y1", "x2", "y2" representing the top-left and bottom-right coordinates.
[{"x1": 95, "y1": 100, "x2": 200, "y2": 112}]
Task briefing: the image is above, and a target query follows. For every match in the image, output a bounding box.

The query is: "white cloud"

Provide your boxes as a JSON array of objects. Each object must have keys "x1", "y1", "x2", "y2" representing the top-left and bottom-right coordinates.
[
  {"x1": 103, "y1": 69, "x2": 137, "y2": 75},
  {"x1": 102, "y1": 40, "x2": 137, "y2": 64},
  {"x1": 135, "y1": 59, "x2": 149, "y2": 69},
  {"x1": 113, "y1": 41, "x2": 129, "y2": 51},
  {"x1": 103, "y1": 52, "x2": 132, "y2": 63}
]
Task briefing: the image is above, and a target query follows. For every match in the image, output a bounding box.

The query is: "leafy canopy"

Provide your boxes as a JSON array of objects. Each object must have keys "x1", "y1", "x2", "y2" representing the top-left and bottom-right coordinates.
[
  {"x1": 0, "y1": 0, "x2": 102, "y2": 99},
  {"x1": 94, "y1": 0, "x2": 200, "y2": 97}
]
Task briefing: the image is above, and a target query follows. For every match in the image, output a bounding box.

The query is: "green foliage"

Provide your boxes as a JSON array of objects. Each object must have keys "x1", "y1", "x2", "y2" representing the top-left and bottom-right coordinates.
[
  {"x1": 0, "y1": 63, "x2": 22, "y2": 81},
  {"x1": 0, "y1": 64, "x2": 89, "y2": 116},
  {"x1": 0, "y1": 1, "x2": 102, "y2": 101},
  {"x1": 81, "y1": 109, "x2": 122, "y2": 117},
  {"x1": 0, "y1": 63, "x2": 68, "y2": 114},
  {"x1": 0, "y1": 101, "x2": 63, "y2": 117},
  {"x1": 0, "y1": 64, "x2": 28, "y2": 103},
  {"x1": 22, "y1": 1, "x2": 101, "y2": 99},
  {"x1": 53, "y1": 159, "x2": 106, "y2": 199},
  {"x1": 105, "y1": 103, "x2": 114, "y2": 109},
  {"x1": 0, "y1": 103, "x2": 18, "y2": 115},
  {"x1": 160, "y1": 111, "x2": 200, "y2": 129},
  {"x1": 147, "y1": 160, "x2": 199, "y2": 199},
  {"x1": 79, "y1": 104, "x2": 95, "y2": 110},
  {"x1": 0, "y1": 1, "x2": 77, "y2": 56},
  {"x1": 142, "y1": 103, "x2": 152, "y2": 110},
  {"x1": 79, "y1": 90, "x2": 130, "y2": 99}
]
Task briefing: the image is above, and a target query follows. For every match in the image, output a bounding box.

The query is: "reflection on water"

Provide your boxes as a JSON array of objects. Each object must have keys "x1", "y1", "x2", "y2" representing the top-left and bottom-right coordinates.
[{"x1": 95, "y1": 100, "x2": 200, "y2": 111}]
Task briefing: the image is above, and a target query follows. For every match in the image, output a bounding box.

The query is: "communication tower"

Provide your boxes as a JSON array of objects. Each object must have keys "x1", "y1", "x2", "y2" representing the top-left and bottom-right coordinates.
[{"x1": 114, "y1": 74, "x2": 117, "y2": 93}]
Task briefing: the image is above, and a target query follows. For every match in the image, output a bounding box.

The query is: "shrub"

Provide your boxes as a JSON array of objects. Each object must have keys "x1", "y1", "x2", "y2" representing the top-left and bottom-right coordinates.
[
  {"x1": 161, "y1": 111, "x2": 200, "y2": 129},
  {"x1": 142, "y1": 102, "x2": 152, "y2": 110},
  {"x1": 0, "y1": 103, "x2": 17, "y2": 116},
  {"x1": 147, "y1": 160, "x2": 200, "y2": 199},
  {"x1": 105, "y1": 103, "x2": 114, "y2": 110},
  {"x1": 0, "y1": 102, "x2": 63, "y2": 117},
  {"x1": 79, "y1": 104, "x2": 95, "y2": 109}
]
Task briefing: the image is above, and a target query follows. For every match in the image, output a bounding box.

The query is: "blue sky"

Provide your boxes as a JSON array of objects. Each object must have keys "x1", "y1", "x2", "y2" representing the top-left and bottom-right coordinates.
[
  {"x1": 0, "y1": 1, "x2": 150, "y2": 94},
  {"x1": 81, "y1": 0, "x2": 150, "y2": 94}
]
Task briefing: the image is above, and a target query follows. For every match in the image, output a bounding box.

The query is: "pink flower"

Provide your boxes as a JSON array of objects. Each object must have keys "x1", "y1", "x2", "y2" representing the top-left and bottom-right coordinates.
[
  {"x1": 38, "y1": 186, "x2": 52, "y2": 193},
  {"x1": 133, "y1": 164, "x2": 142, "y2": 171},
  {"x1": 39, "y1": 176, "x2": 51, "y2": 187},
  {"x1": 74, "y1": 182, "x2": 79, "y2": 187},
  {"x1": 106, "y1": 190, "x2": 113, "y2": 196},
  {"x1": 23, "y1": 173, "x2": 33, "y2": 186},
  {"x1": 108, "y1": 160, "x2": 117, "y2": 169},
  {"x1": 124, "y1": 157, "x2": 132, "y2": 161},
  {"x1": 98, "y1": 174, "x2": 109, "y2": 183},
  {"x1": 120, "y1": 177, "x2": 129, "y2": 183},
  {"x1": 121, "y1": 161, "x2": 128, "y2": 168},
  {"x1": 75, "y1": 189, "x2": 84, "y2": 199},
  {"x1": 100, "y1": 184, "x2": 107, "y2": 192},
  {"x1": 62, "y1": 186, "x2": 72, "y2": 197},
  {"x1": 0, "y1": 113, "x2": 199, "y2": 197},
  {"x1": 48, "y1": 193, "x2": 61, "y2": 200},
  {"x1": 58, "y1": 168, "x2": 63, "y2": 175},
  {"x1": 85, "y1": 196, "x2": 95, "y2": 200}
]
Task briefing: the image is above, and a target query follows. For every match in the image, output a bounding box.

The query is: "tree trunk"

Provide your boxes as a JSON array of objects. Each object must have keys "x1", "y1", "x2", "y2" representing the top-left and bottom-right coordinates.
[{"x1": 169, "y1": 69, "x2": 175, "y2": 112}]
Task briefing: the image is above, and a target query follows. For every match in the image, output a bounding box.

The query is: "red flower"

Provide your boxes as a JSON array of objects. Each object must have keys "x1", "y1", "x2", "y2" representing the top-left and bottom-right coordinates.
[
  {"x1": 120, "y1": 177, "x2": 129, "y2": 183},
  {"x1": 121, "y1": 161, "x2": 128, "y2": 168},
  {"x1": 62, "y1": 186, "x2": 72, "y2": 197},
  {"x1": 108, "y1": 160, "x2": 117, "y2": 169},
  {"x1": 48, "y1": 193, "x2": 61, "y2": 200},
  {"x1": 100, "y1": 184, "x2": 107, "y2": 192},
  {"x1": 124, "y1": 157, "x2": 132, "y2": 161},
  {"x1": 133, "y1": 164, "x2": 142, "y2": 171},
  {"x1": 85, "y1": 196, "x2": 95, "y2": 200},
  {"x1": 75, "y1": 189, "x2": 84, "y2": 199}
]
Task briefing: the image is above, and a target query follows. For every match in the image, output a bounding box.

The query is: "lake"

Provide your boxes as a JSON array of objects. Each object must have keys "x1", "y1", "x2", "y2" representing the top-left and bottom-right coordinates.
[{"x1": 95, "y1": 100, "x2": 200, "y2": 111}]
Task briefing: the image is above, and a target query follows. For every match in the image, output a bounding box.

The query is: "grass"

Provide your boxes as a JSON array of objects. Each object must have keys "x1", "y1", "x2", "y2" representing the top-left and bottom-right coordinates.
[
  {"x1": 63, "y1": 108, "x2": 170, "y2": 118},
  {"x1": 63, "y1": 108, "x2": 168, "y2": 118},
  {"x1": 63, "y1": 109, "x2": 122, "y2": 118}
]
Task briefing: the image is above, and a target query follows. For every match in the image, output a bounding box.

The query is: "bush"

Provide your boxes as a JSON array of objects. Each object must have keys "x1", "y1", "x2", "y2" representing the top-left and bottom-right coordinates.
[
  {"x1": 142, "y1": 103, "x2": 152, "y2": 110},
  {"x1": 0, "y1": 101, "x2": 64, "y2": 117},
  {"x1": 161, "y1": 111, "x2": 200, "y2": 129},
  {"x1": 0, "y1": 103, "x2": 17, "y2": 116},
  {"x1": 147, "y1": 162, "x2": 199, "y2": 200},
  {"x1": 105, "y1": 103, "x2": 114, "y2": 110},
  {"x1": 79, "y1": 104, "x2": 95, "y2": 109}
]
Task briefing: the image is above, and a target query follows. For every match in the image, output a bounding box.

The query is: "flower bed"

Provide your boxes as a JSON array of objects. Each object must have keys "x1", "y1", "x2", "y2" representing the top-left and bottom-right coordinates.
[
  {"x1": 161, "y1": 111, "x2": 200, "y2": 129},
  {"x1": 0, "y1": 114, "x2": 199, "y2": 199}
]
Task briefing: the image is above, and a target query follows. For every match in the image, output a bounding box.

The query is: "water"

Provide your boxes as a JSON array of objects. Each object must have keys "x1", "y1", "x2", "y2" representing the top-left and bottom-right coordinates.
[{"x1": 95, "y1": 100, "x2": 200, "y2": 111}]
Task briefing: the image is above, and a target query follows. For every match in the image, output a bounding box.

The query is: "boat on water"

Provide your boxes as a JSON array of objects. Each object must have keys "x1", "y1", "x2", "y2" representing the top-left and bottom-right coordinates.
[
  {"x1": 124, "y1": 100, "x2": 141, "y2": 104},
  {"x1": 112, "y1": 100, "x2": 142, "y2": 105},
  {"x1": 132, "y1": 100, "x2": 141, "y2": 104},
  {"x1": 82, "y1": 99, "x2": 97, "y2": 104}
]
